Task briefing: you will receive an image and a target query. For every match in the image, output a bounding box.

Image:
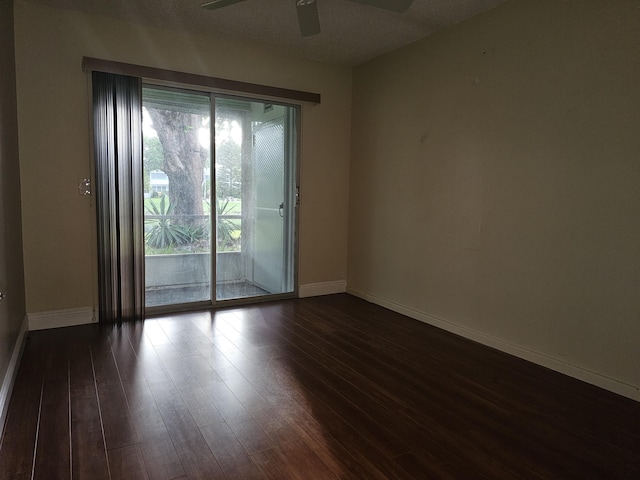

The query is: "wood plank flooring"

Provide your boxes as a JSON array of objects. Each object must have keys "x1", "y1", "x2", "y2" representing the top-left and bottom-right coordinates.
[{"x1": 1, "y1": 294, "x2": 638, "y2": 479}]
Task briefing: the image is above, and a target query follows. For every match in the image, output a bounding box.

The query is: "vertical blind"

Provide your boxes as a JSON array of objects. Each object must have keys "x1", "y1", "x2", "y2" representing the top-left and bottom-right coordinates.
[{"x1": 92, "y1": 72, "x2": 144, "y2": 323}]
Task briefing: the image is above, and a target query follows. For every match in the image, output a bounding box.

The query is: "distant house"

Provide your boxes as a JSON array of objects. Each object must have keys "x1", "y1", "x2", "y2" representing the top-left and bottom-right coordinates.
[
  {"x1": 149, "y1": 170, "x2": 169, "y2": 195},
  {"x1": 148, "y1": 168, "x2": 211, "y2": 198}
]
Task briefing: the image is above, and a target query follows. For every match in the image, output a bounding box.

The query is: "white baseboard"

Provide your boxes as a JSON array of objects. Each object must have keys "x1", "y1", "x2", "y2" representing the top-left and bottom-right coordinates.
[
  {"x1": 347, "y1": 288, "x2": 640, "y2": 402},
  {"x1": 28, "y1": 306, "x2": 96, "y2": 331},
  {"x1": 0, "y1": 315, "x2": 28, "y2": 432},
  {"x1": 299, "y1": 280, "x2": 347, "y2": 298}
]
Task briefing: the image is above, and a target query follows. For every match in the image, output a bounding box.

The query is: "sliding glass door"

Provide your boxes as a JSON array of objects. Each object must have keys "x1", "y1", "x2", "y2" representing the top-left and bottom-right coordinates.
[
  {"x1": 215, "y1": 99, "x2": 296, "y2": 300},
  {"x1": 142, "y1": 87, "x2": 297, "y2": 310}
]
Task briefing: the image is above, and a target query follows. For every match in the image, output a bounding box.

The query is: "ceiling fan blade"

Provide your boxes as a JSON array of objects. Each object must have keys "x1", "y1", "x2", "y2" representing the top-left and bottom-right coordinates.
[
  {"x1": 201, "y1": 0, "x2": 249, "y2": 10},
  {"x1": 345, "y1": 0, "x2": 413, "y2": 13},
  {"x1": 296, "y1": 0, "x2": 321, "y2": 37}
]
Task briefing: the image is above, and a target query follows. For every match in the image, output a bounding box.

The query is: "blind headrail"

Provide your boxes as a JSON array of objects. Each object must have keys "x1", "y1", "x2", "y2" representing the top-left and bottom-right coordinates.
[{"x1": 82, "y1": 57, "x2": 321, "y2": 105}]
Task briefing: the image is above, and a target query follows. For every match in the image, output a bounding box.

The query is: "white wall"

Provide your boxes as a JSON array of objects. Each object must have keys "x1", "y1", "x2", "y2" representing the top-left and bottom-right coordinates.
[
  {"x1": 348, "y1": 0, "x2": 640, "y2": 399},
  {"x1": 13, "y1": 0, "x2": 352, "y2": 318}
]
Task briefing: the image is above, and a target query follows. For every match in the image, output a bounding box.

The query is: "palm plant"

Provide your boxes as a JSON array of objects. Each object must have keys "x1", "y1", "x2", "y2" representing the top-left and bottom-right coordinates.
[
  {"x1": 144, "y1": 195, "x2": 191, "y2": 250},
  {"x1": 216, "y1": 198, "x2": 240, "y2": 250}
]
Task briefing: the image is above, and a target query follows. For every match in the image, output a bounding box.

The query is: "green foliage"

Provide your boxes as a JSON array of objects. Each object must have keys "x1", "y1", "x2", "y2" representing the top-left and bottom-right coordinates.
[
  {"x1": 215, "y1": 136, "x2": 242, "y2": 199},
  {"x1": 143, "y1": 135, "x2": 165, "y2": 192},
  {"x1": 184, "y1": 220, "x2": 210, "y2": 252},
  {"x1": 143, "y1": 136, "x2": 164, "y2": 170},
  {"x1": 144, "y1": 197, "x2": 242, "y2": 254},
  {"x1": 144, "y1": 196, "x2": 191, "y2": 249},
  {"x1": 216, "y1": 199, "x2": 240, "y2": 251}
]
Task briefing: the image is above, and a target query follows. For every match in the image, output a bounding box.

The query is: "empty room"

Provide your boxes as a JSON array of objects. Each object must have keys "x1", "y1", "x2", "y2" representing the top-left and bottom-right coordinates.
[{"x1": 0, "y1": 0, "x2": 639, "y2": 478}]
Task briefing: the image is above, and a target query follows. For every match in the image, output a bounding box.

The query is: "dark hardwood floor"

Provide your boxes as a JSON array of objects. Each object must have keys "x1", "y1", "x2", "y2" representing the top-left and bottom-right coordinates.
[{"x1": 1, "y1": 294, "x2": 638, "y2": 479}]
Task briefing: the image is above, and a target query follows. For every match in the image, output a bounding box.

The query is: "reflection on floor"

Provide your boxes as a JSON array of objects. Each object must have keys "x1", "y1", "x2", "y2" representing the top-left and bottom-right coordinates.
[{"x1": 145, "y1": 281, "x2": 269, "y2": 307}]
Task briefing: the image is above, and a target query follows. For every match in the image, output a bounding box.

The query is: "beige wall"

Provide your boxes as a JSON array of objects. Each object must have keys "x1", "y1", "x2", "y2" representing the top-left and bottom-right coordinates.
[
  {"x1": 0, "y1": 0, "x2": 26, "y2": 409},
  {"x1": 349, "y1": 0, "x2": 640, "y2": 395},
  {"x1": 14, "y1": 1, "x2": 351, "y2": 315}
]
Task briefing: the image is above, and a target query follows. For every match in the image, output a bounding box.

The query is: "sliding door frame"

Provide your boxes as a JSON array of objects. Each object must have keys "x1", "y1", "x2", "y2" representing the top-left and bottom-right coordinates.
[{"x1": 142, "y1": 84, "x2": 302, "y2": 317}]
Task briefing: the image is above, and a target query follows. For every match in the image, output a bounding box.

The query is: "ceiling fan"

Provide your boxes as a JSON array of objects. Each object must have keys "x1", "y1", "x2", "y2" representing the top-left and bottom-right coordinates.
[{"x1": 200, "y1": 0, "x2": 414, "y2": 37}]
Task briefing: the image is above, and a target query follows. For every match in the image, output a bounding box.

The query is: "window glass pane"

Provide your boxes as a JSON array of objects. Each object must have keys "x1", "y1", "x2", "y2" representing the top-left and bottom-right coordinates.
[
  {"x1": 215, "y1": 99, "x2": 296, "y2": 300},
  {"x1": 143, "y1": 87, "x2": 212, "y2": 307}
]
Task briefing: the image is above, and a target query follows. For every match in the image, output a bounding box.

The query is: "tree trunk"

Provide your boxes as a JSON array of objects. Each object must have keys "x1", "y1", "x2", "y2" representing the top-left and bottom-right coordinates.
[{"x1": 146, "y1": 108, "x2": 207, "y2": 226}]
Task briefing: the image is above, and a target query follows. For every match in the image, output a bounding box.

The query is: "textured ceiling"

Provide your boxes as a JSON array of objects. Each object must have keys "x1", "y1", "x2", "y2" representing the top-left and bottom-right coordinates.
[{"x1": 24, "y1": 0, "x2": 509, "y2": 66}]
